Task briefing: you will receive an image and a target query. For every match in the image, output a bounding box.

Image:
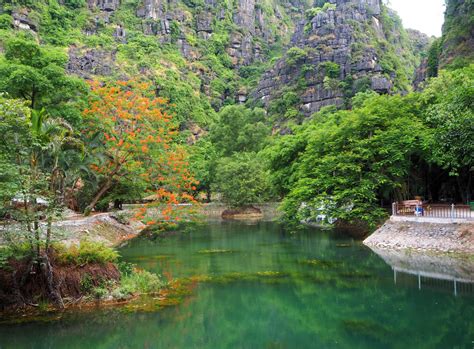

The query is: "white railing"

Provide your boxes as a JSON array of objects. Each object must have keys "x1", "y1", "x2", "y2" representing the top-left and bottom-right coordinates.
[{"x1": 392, "y1": 202, "x2": 472, "y2": 219}]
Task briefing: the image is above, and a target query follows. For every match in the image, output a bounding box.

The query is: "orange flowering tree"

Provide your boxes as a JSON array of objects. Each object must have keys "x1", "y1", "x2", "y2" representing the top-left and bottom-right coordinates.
[{"x1": 82, "y1": 80, "x2": 198, "y2": 223}]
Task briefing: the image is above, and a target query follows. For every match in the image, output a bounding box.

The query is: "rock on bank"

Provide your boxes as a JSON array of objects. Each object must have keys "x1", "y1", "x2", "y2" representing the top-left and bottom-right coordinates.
[{"x1": 54, "y1": 212, "x2": 145, "y2": 247}]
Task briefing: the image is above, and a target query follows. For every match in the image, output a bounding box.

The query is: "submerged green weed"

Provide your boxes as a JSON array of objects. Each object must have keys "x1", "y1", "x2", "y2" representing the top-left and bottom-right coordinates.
[
  {"x1": 342, "y1": 319, "x2": 393, "y2": 341},
  {"x1": 299, "y1": 259, "x2": 341, "y2": 268},
  {"x1": 197, "y1": 249, "x2": 234, "y2": 254}
]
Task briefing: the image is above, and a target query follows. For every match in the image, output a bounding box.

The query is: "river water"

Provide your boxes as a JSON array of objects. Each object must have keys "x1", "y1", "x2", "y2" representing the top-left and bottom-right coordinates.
[{"x1": 0, "y1": 221, "x2": 472, "y2": 348}]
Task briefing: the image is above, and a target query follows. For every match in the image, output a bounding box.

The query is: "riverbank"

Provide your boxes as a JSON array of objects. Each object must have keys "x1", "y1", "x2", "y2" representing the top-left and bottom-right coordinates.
[
  {"x1": 0, "y1": 211, "x2": 159, "y2": 315},
  {"x1": 53, "y1": 202, "x2": 280, "y2": 246},
  {"x1": 363, "y1": 217, "x2": 474, "y2": 254},
  {"x1": 54, "y1": 212, "x2": 145, "y2": 247},
  {"x1": 0, "y1": 203, "x2": 279, "y2": 316},
  {"x1": 0, "y1": 202, "x2": 281, "y2": 246}
]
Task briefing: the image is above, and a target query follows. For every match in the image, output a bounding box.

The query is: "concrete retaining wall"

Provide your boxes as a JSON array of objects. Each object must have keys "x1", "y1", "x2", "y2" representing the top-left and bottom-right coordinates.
[
  {"x1": 364, "y1": 218, "x2": 474, "y2": 254},
  {"x1": 390, "y1": 215, "x2": 473, "y2": 224}
]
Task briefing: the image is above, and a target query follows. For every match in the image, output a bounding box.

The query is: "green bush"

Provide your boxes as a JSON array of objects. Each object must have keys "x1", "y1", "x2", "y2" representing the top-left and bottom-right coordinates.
[
  {"x1": 55, "y1": 240, "x2": 119, "y2": 265},
  {"x1": 120, "y1": 269, "x2": 165, "y2": 294},
  {"x1": 286, "y1": 47, "x2": 308, "y2": 66},
  {"x1": 319, "y1": 61, "x2": 340, "y2": 79},
  {"x1": 269, "y1": 89, "x2": 301, "y2": 118},
  {"x1": 0, "y1": 243, "x2": 36, "y2": 268},
  {"x1": 212, "y1": 152, "x2": 273, "y2": 208},
  {"x1": 305, "y1": 3, "x2": 336, "y2": 20},
  {"x1": 80, "y1": 273, "x2": 94, "y2": 292},
  {"x1": 0, "y1": 247, "x2": 14, "y2": 269},
  {"x1": 0, "y1": 14, "x2": 13, "y2": 30},
  {"x1": 92, "y1": 286, "x2": 108, "y2": 299},
  {"x1": 63, "y1": 0, "x2": 86, "y2": 9}
]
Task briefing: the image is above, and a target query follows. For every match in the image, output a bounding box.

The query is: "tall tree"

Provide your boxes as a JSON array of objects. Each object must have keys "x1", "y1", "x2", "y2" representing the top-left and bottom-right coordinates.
[
  {"x1": 0, "y1": 37, "x2": 86, "y2": 124},
  {"x1": 82, "y1": 80, "x2": 198, "y2": 221},
  {"x1": 209, "y1": 105, "x2": 269, "y2": 156},
  {"x1": 422, "y1": 65, "x2": 474, "y2": 202},
  {"x1": 0, "y1": 96, "x2": 73, "y2": 306}
]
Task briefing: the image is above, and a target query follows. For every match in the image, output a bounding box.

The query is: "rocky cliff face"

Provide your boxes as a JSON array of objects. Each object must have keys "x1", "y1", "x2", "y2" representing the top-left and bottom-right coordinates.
[
  {"x1": 2, "y1": 0, "x2": 444, "y2": 124},
  {"x1": 87, "y1": 0, "x2": 123, "y2": 12},
  {"x1": 440, "y1": 0, "x2": 474, "y2": 68},
  {"x1": 83, "y1": 0, "x2": 308, "y2": 68},
  {"x1": 408, "y1": 29, "x2": 432, "y2": 90},
  {"x1": 252, "y1": 0, "x2": 424, "y2": 117}
]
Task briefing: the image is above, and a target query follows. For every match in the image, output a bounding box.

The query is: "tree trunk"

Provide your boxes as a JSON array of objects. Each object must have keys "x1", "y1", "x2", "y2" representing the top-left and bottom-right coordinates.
[
  {"x1": 46, "y1": 218, "x2": 52, "y2": 251},
  {"x1": 11, "y1": 270, "x2": 26, "y2": 307},
  {"x1": 456, "y1": 176, "x2": 467, "y2": 203},
  {"x1": 34, "y1": 220, "x2": 40, "y2": 258},
  {"x1": 84, "y1": 178, "x2": 113, "y2": 215},
  {"x1": 42, "y1": 255, "x2": 64, "y2": 308}
]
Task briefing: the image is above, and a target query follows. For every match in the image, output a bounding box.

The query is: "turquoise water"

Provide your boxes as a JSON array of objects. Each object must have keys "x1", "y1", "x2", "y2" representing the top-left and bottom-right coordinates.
[{"x1": 0, "y1": 221, "x2": 473, "y2": 348}]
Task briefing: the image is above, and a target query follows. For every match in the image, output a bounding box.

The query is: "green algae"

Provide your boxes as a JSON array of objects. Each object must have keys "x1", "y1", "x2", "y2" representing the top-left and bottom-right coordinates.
[
  {"x1": 338, "y1": 271, "x2": 373, "y2": 279},
  {"x1": 189, "y1": 271, "x2": 290, "y2": 284},
  {"x1": 126, "y1": 254, "x2": 174, "y2": 261},
  {"x1": 342, "y1": 319, "x2": 394, "y2": 342},
  {"x1": 299, "y1": 258, "x2": 342, "y2": 268},
  {"x1": 197, "y1": 249, "x2": 235, "y2": 254}
]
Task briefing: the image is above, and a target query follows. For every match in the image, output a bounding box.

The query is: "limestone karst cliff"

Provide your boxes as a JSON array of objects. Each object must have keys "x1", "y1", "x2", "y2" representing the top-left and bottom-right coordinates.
[
  {"x1": 440, "y1": 0, "x2": 474, "y2": 68},
  {"x1": 0, "y1": 0, "x2": 468, "y2": 125},
  {"x1": 81, "y1": 0, "x2": 309, "y2": 67},
  {"x1": 252, "y1": 0, "x2": 430, "y2": 117}
]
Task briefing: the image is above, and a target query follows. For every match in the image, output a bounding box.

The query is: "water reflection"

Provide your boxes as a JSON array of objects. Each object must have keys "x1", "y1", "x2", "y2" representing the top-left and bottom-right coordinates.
[
  {"x1": 1, "y1": 223, "x2": 472, "y2": 348},
  {"x1": 367, "y1": 246, "x2": 474, "y2": 296}
]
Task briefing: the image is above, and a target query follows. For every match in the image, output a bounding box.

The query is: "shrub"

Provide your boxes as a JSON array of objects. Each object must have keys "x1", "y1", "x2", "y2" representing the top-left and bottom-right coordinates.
[
  {"x1": 55, "y1": 240, "x2": 119, "y2": 265},
  {"x1": 120, "y1": 269, "x2": 165, "y2": 294},
  {"x1": 92, "y1": 287, "x2": 108, "y2": 299},
  {"x1": 0, "y1": 243, "x2": 35, "y2": 268},
  {"x1": 80, "y1": 273, "x2": 94, "y2": 292},
  {"x1": 305, "y1": 3, "x2": 336, "y2": 20},
  {"x1": 63, "y1": 0, "x2": 86, "y2": 9},
  {"x1": 0, "y1": 14, "x2": 13, "y2": 30},
  {"x1": 269, "y1": 89, "x2": 300, "y2": 117},
  {"x1": 0, "y1": 247, "x2": 13, "y2": 269},
  {"x1": 212, "y1": 152, "x2": 273, "y2": 208},
  {"x1": 112, "y1": 211, "x2": 132, "y2": 225},
  {"x1": 319, "y1": 61, "x2": 340, "y2": 79},
  {"x1": 286, "y1": 47, "x2": 308, "y2": 66}
]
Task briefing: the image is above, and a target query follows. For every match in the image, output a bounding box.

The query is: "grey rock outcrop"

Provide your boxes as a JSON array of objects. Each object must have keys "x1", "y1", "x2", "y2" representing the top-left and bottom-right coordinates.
[
  {"x1": 405, "y1": 29, "x2": 432, "y2": 90},
  {"x1": 440, "y1": 0, "x2": 474, "y2": 67},
  {"x1": 364, "y1": 219, "x2": 474, "y2": 254},
  {"x1": 12, "y1": 10, "x2": 37, "y2": 32},
  {"x1": 132, "y1": 0, "x2": 307, "y2": 68},
  {"x1": 87, "y1": 0, "x2": 121, "y2": 11},
  {"x1": 233, "y1": 0, "x2": 256, "y2": 32},
  {"x1": 136, "y1": 0, "x2": 163, "y2": 20},
  {"x1": 252, "y1": 0, "x2": 418, "y2": 116},
  {"x1": 413, "y1": 57, "x2": 429, "y2": 91},
  {"x1": 113, "y1": 25, "x2": 127, "y2": 43},
  {"x1": 67, "y1": 47, "x2": 117, "y2": 78}
]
